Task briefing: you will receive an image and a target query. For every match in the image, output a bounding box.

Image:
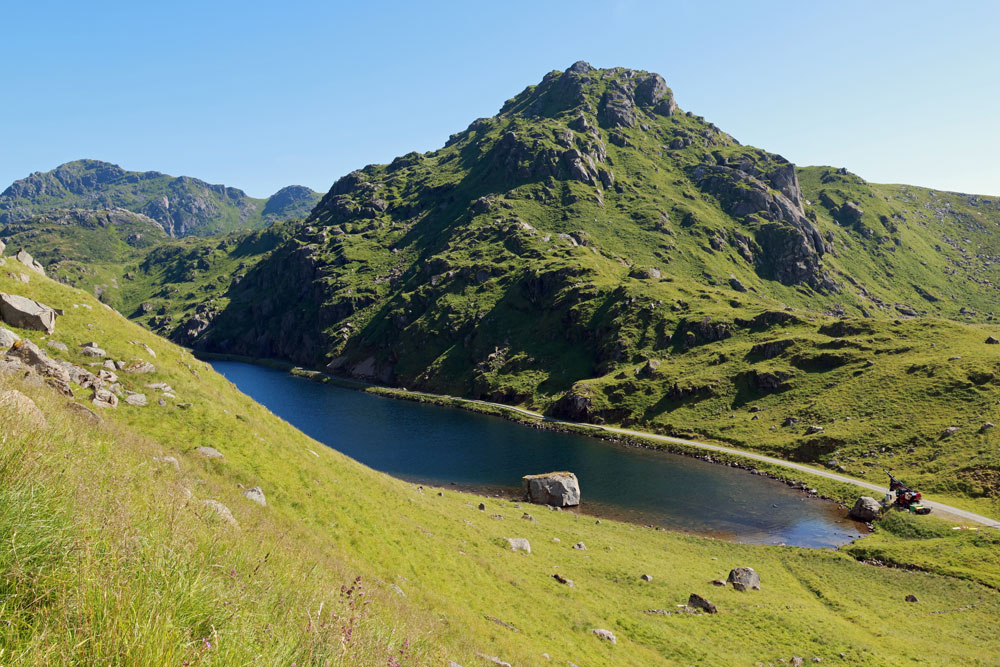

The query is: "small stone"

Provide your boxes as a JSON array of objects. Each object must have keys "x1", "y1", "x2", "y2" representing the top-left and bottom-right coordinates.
[
  {"x1": 791, "y1": 658, "x2": 804, "y2": 667},
  {"x1": 521, "y1": 513, "x2": 536, "y2": 522},
  {"x1": 201, "y1": 499, "x2": 238, "y2": 528},
  {"x1": 905, "y1": 594, "x2": 918, "y2": 602},
  {"x1": 506, "y1": 537, "x2": 531, "y2": 553},
  {"x1": 80, "y1": 344, "x2": 107, "y2": 357},
  {"x1": 850, "y1": 496, "x2": 882, "y2": 521},
  {"x1": 552, "y1": 573, "x2": 573, "y2": 586},
  {"x1": 591, "y1": 628, "x2": 616, "y2": 644},
  {"x1": 942, "y1": 426, "x2": 959, "y2": 437},
  {"x1": 640, "y1": 574, "x2": 653, "y2": 582},
  {"x1": 687, "y1": 593, "x2": 717, "y2": 613},
  {"x1": 980, "y1": 422, "x2": 995, "y2": 433},
  {"x1": 986, "y1": 336, "x2": 999, "y2": 344},
  {"x1": 710, "y1": 579, "x2": 726, "y2": 586},
  {"x1": 153, "y1": 456, "x2": 180, "y2": 471},
  {"x1": 125, "y1": 393, "x2": 147, "y2": 407},
  {"x1": 243, "y1": 486, "x2": 266, "y2": 506},
  {"x1": 195, "y1": 446, "x2": 224, "y2": 459},
  {"x1": 727, "y1": 567, "x2": 761, "y2": 590},
  {"x1": 478, "y1": 502, "x2": 486, "y2": 511},
  {"x1": 805, "y1": 425, "x2": 824, "y2": 435},
  {"x1": 46, "y1": 340, "x2": 68, "y2": 352},
  {"x1": 573, "y1": 542, "x2": 586, "y2": 550}
]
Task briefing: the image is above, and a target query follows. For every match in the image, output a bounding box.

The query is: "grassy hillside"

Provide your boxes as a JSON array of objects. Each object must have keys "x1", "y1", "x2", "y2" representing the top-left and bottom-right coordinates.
[
  {"x1": 0, "y1": 160, "x2": 320, "y2": 237},
  {"x1": 2, "y1": 231, "x2": 1000, "y2": 664}
]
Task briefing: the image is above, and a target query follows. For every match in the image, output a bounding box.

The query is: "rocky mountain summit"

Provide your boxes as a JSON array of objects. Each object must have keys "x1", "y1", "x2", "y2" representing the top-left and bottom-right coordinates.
[{"x1": 0, "y1": 160, "x2": 321, "y2": 236}]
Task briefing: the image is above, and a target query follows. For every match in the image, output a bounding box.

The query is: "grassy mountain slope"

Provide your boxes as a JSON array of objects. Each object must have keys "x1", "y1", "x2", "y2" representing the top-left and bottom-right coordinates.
[
  {"x1": 0, "y1": 159, "x2": 321, "y2": 237},
  {"x1": 134, "y1": 62, "x2": 998, "y2": 512},
  {"x1": 2, "y1": 246, "x2": 1000, "y2": 665}
]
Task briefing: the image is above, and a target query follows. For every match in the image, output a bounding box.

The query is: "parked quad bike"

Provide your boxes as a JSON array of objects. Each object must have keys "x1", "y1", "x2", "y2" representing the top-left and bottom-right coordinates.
[{"x1": 884, "y1": 470, "x2": 932, "y2": 515}]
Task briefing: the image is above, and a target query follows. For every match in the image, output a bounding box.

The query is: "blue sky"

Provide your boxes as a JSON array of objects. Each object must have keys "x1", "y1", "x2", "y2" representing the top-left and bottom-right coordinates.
[{"x1": 2, "y1": 1, "x2": 998, "y2": 197}]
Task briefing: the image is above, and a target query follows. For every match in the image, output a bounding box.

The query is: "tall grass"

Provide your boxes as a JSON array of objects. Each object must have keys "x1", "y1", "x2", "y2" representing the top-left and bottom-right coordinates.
[{"x1": 0, "y1": 380, "x2": 426, "y2": 665}]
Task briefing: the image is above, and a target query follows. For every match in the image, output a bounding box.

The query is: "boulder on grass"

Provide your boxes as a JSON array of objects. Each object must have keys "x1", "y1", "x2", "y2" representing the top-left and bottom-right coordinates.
[
  {"x1": 0, "y1": 293, "x2": 57, "y2": 334},
  {"x1": 0, "y1": 389, "x2": 47, "y2": 429},
  {"x1": 522, "y1": 471, "x2": 581, "y2": 507},
  {"x1": 849, "y1": 496, "x2": 882, "y2": 521},
  {"x1": 727, "y1": 567, "x2": 761, "y2": 591}
]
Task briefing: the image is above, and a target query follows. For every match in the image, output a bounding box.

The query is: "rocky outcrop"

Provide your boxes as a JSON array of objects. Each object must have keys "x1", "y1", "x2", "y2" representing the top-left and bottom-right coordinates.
[
  {"x1": 15, "y1": 249, "x2": 44, "y2": 275},
  {"x1": 505, "y1": 537, "x2": 531, "y2": 553},
  {"x1": 0, "y1": 293, "x2": 57, "y2": 333},
  {"x1": 522, "y1": 472, "x2": 580, "y2": 507},
  {"x1": 0, "y1": 326, "x2": 20, "y2": 349},
  {"x1": 849, "y1": 496, "x2": 882, "y2": 521},
  {"x1": 8, "y1": 340, "x2": 71, "y2": 383},
  {"x1": 692, "y1": 163, "x2": 836, "y2": 291}
]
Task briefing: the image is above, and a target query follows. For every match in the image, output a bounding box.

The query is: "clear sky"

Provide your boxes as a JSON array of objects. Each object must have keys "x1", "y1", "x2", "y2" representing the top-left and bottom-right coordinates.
[{"x1": 2, "y1": 1, "x2": 998, "y2": 197}]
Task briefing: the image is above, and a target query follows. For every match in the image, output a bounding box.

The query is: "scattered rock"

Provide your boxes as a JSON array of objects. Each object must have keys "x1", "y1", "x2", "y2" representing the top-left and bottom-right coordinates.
[
  {"x1": 201, "y1": 499, "x2": 238, "y2": 528},
  {"x1": 710, "y1": 579, "x2": 726, "y2": 586},
  {"x1": 573, "y1": 542, "x2": 587, "y2": 550},
  {"x1": 980, "y1": 422, "x2": 995, "y2": 433},
  {"x1": 522, "y1": 471, "x2": 581, "y2": 507},
  {"x1": 506, "y1": 537, "x2": 531, "y2": 553},
  {"x1": 640, "y1": 574, "x2": 653, "y2": 582},
  {"x1": 591, "y1": 628, "x2": 616, "y2": 644},
  {"x1": 243, "y1": 486, "x2": 266, "y2": 506},
  {"x1": 552, "y1": 573, "x2": 574, "y2": 586},
  {"x1": 478, "y1": 502, "x2": 486, "y2": 511},
  {"x1": 80, "y1": 344, "x2": 107, "y2": 357},
  {"x1": 474, "y1": 653, "x2": 511, "y2": 667},
  {"x1": 687, "y1": 593, "x2": 717, "y2": 613},
  {"x1": 727, "y1": 567, "x2": 761, "y2": 591},
  {"x1": 942, "y1": 426, "x2": 960, "y2": 438},
  {"x1": 849, "y1": 496, "x2": 882, "y2": 521},
  {"x1": 153, "y1": 456, "x2": 180, "y2": 471},
  {"x1": 0, "y1": 389, "x2": 47, "y2": 428},
  {"x1": 67, "y1": 401, "x2": 102, "y2": 423},
  {"x1": 125, "y1": 393, "x2": 148, "y2": 407},
  {"x1": 485, "y1": 616, "x2": 519, "y2": 632},
  {"x1": 9, "y1": 340, "x2": 70, "y2": 383},
  {"x1": 905, "y1": 594, "x2": 918, "y2": 603},
  {"x1": 0, "y1": 293, "x2": 57, "y2": 333},
  {"x1": 0, "y1": 326, "x2": 19, "y2": 349},
  {"x1": 986, "y1": 336, "x2": 999, "y2": 345},
  {"x1": 791, "y1": 658, "x2": 804, "y2": 667},
  {"x1": 783, "y1": 417, "x2": 800, "y2": 427},
  {"x1": 123, "y1": 360, "x2": 155, "y2": 374},
  {"x1": 521, "y1": 512, "x2": 536, "y2": 522},
  {"x1": 805, "y1": 425, "x2": 824, "y2": 435},
  {"x1": 91, "y1": 388, "x2": 119, "y2": 409},
  {"x1": 46, "y1": 340, "x2": 68, "y2": 352},
  {"x1": 195, "y1": 446, "x2": 224, "y2": 459},
  {"x1": 14, "y1": 249, "x2": 45, "y2": 275}
]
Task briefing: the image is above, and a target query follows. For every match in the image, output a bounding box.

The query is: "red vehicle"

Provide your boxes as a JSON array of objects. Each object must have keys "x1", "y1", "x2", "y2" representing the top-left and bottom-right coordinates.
[{"x1": 886, "y1": 470, "x2": 931, "y2": 515}]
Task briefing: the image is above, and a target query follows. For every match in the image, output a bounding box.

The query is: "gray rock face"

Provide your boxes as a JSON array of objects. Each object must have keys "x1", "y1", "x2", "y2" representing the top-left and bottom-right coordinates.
[
  {"x1": 80, "y1": 344, "x2": 106, "y2": 357},
  {"x1": 0, "y1": 326, "x2": 20, "y2": 349},
  {"x1": 727, "y1": 567, "x2": 761, "y2": 591},
  {"x1": 243, "y1": 486, "x2": 266, "y2": 506},
  {"x1": 505, "y1": 537, "x2": 531, "y2": 553},
  {"x1": 14, "y1": 249, "x2": 45, "y2": 275},
  {"x1": 523, "y1": 472, "x2": 581, "y2": 507},
  {"x1": 849, "y1": 496, "x2": 882, "y2": 521},
  {"x1": 591, "y1": 628, "x2": 617, "y2": 644},
  {"x1": 46, "y1": 340, "x2": 68, "y2": 352},
  {"x1": 0, "y1": 293, "x2": 57, "y2": 333}
]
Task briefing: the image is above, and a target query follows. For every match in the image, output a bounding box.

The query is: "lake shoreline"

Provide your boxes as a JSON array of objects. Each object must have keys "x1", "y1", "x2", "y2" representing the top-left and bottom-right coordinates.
[{"x1": 197, "y1": 351, "x2": 872, "y2": 529}]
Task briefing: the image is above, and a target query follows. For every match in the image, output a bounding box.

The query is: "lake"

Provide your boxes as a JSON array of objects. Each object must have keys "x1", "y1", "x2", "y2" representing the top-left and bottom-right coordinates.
[{"x1": 211, "y1": 360, "x2": 868, "y2": 547}]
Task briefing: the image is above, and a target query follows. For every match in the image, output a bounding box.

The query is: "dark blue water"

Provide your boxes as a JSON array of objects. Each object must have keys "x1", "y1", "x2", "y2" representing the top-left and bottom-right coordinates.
[{"x1": 211, "y1": 361, "x2": 866, "y2": 547}]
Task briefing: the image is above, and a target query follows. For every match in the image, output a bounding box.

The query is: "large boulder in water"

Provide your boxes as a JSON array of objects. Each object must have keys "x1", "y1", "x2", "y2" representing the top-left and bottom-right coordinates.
[
  {"x1": 850, "y1": 496, "x2": 882, "y2": 521},
  {"x1": 0, "y1": 293, "x2": 57, "y2": 334},
  {"x1": 522, "y1": 471, "x2": 580, "y2": 507}
]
